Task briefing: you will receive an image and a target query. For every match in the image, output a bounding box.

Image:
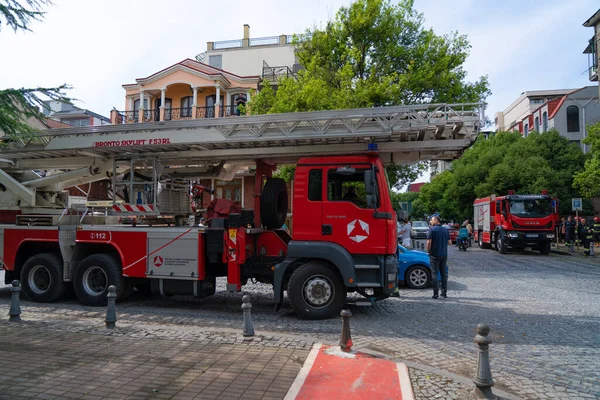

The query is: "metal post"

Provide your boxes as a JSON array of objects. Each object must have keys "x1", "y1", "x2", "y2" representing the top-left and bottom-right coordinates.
[
  {"x1": 105, "y1": 285, "x2": 117, "y2": 329},
  {"x1": 473, "y1": 323, "x2": 497, "y2": 400},
  {"x1": 9, "y1": 280, "x2": 22, "y2": 323},
  {"x1": 242, "y1": 295, "x2": 254, "y2": 337},
  {"x1": 339, "y1": 309, "x2": 353, "y2": 352}
]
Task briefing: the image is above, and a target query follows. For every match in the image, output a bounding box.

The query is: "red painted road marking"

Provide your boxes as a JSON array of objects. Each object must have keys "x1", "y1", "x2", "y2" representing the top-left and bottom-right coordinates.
[{"x1": 286, "y1": 344, "x2": 413, "y2": 400}]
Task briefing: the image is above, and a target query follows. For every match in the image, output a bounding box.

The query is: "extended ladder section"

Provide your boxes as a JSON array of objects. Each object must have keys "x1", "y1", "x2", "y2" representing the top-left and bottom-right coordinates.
[
  {"x1": 0, "y1": 103, "x2": 484, "y2": 216},
  {"x1": 0, "y1": 103, "x2": 484, "y2": 169}
]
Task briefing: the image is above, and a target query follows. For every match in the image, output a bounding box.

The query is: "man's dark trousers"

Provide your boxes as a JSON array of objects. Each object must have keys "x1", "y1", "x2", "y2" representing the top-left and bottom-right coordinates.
[{"x1": 430, "y1": 255, "x2": 448, "y2": 295}]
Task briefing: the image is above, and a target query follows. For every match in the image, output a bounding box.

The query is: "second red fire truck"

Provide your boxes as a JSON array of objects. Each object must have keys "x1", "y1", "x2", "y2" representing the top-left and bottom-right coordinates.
[{"x1": 474, "y1": 191, "x2": 559, "y2": 255}]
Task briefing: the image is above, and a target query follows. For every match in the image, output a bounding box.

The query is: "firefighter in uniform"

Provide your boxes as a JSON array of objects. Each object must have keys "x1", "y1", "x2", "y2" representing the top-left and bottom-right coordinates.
[
  {"x1": 594, "y1": 217, "x2": 600, "y2": 247},
  {"x1": 578, "y1": 217, "x2": 594, "y2": 257},
  {"x1": 564, "y1": 215, "x2": 576, "y2": 253}
]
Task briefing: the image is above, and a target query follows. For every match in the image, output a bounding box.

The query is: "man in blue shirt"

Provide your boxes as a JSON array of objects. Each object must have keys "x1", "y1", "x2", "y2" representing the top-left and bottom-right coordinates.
[{"x1": 426, "y1": 215, "x2": 451, "y2": 299}]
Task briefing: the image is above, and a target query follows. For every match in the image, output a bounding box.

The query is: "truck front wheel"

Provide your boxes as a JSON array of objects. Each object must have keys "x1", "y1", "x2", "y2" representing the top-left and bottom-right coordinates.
[
  {"x1": 540, "y1": 241, "x2": 551, "y2": 255},
  {"x1": 73, "y1": 254, "x2": 133, "y2": 306},
  {"x1": 21, "y1": 253, "x2": 67, "y2": 303},
  {"x1": 287, "y1": 262, "x2": 346, "y2": 320}
]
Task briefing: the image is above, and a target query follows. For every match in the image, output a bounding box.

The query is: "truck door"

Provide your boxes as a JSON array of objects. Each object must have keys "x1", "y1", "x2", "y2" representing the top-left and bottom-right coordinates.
[
  {"x1": 291, "y1": 168, "x2": 323, "y2": 241},
  {"x1": 321, "y1": 166, "x2": 387, "y2": 254}
]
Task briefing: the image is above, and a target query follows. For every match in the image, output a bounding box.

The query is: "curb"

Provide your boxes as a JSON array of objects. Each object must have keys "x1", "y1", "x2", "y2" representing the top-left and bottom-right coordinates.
[{"x1": 6, "y1": 316, "x2": 522, "y2": 400}]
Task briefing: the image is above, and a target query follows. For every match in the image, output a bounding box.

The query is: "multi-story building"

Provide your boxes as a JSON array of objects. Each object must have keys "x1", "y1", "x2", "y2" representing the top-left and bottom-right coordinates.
[
  {"x1": 495, "y1": 89, "x2": 576, "y2": 132},
  {"x1": 43, "y1": 100, "x2": 110, "y2": 127},
  {"x1": 503, "y1": 86, "x2": 600, "y2": 151},
  {"x1": 200, "y1": 24, "x2": 301, "y2": 85},
  {"x1": 111, "y1": 58, "x2": 260, "y2": 125},
  {"x1": 583, "y1": 9, "x2": 600, "y2": 96}
]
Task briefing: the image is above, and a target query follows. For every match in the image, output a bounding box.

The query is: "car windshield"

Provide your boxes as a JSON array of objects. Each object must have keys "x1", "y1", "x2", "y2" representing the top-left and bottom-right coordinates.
[
  {"x1": 413, "y1": 221, "x2": 428, "y2": 228},
  {"x1": 509, "y1": 199, "x2": 552, "y2": 218}
]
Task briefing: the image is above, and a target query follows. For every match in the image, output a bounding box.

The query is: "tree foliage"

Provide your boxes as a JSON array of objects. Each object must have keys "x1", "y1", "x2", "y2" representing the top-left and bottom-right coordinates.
[
  {"x1": 0, "y1": 0, "x2": 72, "y2": 139},
  {"x1": 573, "y1": 122, "x2": 600, "y2": 198},
  {"x1": 249, "y1": 0, "x2": 490, "y2": 188},
  {"x1": 418, "y1": 130, "x2": 590, "y2": 220}
]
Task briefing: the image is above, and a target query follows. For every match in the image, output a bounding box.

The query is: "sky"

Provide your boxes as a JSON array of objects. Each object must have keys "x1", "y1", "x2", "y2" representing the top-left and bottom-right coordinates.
[{"x1": 0, "y1": 0, "x2": 598, "y2": 183}]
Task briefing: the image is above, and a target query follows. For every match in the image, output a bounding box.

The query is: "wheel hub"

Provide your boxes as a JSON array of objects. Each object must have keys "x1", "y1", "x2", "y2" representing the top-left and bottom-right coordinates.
[
  {"x1": 29, "y1": 265, "x2": 51, "y2": 294},
  {"x1": 303, "y1": 276, "x2": 334, "y2": 308},
  {"x1": 410, "y1": 269, "x2": 427, "y2": 287},
  {"x1": 82, "y1": 266, "x2": 108, "y2": 296}
]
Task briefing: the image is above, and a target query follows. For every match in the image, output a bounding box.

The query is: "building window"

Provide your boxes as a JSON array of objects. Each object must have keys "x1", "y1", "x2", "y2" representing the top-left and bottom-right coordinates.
[
  {"x1": 524, "y1": 123, "x2": 529, "y2": 137},
  {"x1": 570, "y1": 140, "x2": 581, "y2": 148},
  {"x1": 542, "y1": 112, "x2": 548, "y2": 132},
  {"x1": 181, "y1": 96, "x2": 193, "y2": 117},
  {"x1": 231, "y1": 93, "x2": 247, "y2": 116},
  {"x1": 308, "y1": 170, "x2": 322, "y2": 201},
  {"x1": 534, "y1": 116, "x2": 540, "y2": 133},
  {"x1": 214, "y1": 179, "x2": 242, "y2": 204},
  {"x1": 208, "y1": 55, "x2": 222, "y2": 69},
  {"x1": 531, "y1": 99, "x2": 543, "y2": 104},
  {"x1": 566, "y1": 105, "x2": 580, "y2": 132}
]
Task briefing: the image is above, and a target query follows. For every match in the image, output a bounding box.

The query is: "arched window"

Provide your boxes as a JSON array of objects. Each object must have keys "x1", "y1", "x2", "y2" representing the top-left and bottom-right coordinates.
[
  {"x1": 567, "y1": 105, "x2": 580, "y2": 132},
  {"x1": 534, "y1": 116, "x2": 540, "y2": 133},
  {"x1": 524, "y1": 123, "x2": 529, "y2": 137},
  {"x1": 542, "y1": 111, "x2": 548, "y2": 132}
]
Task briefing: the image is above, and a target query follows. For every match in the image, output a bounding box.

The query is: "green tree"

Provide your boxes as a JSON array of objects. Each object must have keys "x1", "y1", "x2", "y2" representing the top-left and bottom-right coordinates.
[
  {"x1": 0, "y1": 0, "x2": 71, "y2": 139},
  {"x1": 573, "y1": 122, "x2": 600, "y2": 198},
  {"x1": 418, "y1": 130, "x2": 589, "y2": 220},
  {"x1": 249, "y1": 0, "x2": 490, "y2": 188}
]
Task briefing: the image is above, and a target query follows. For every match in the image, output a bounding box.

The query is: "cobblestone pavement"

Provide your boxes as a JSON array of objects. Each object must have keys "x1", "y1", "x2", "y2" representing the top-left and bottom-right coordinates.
[
  {"x1": 0, "y1": 320, "x2": 472, "y2": 399},
  {"x1": 2, "y1": 246, "x2": 599, "y2": 399}
]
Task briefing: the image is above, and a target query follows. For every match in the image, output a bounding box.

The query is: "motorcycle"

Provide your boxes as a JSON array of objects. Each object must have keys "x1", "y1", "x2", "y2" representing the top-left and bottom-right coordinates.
[{"x1": 457, "y1": 237, "x2": 469, "y2": 251}]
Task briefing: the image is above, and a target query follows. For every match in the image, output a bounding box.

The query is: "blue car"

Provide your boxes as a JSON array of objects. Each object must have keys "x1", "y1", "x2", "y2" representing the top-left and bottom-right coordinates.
[{"x1": 397, "y1": 245, "x2": 438, "y2": 289}]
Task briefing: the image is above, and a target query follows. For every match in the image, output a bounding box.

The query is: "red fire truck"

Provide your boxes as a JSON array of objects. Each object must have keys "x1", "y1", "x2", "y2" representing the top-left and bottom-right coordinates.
[
  {"x1": 473, "y1": 191, "x2": 559, "y2": 255},
  {"x1": 0, "y1": 104, "x2": 481, "y2": 319}
]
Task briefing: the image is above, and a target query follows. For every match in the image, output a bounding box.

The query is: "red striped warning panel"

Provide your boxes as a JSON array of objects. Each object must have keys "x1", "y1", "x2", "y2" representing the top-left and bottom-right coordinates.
[
  {"x1": 112, "y1": 204, "x2": 156, "y2": 213},
  {"x1": 286, "y1": 344, "x2": 414, "y2": 400}
]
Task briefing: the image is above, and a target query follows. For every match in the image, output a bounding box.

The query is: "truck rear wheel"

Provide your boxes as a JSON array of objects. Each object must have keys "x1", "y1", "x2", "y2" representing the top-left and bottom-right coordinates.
[
  {"x1": 21, "y1": 253, "x2": 67, "y2": 303},
  {"x1": 260, "y1": 178, "x2": 288, "y2": 229},
  {"x1": 287, "y1": 261, "x2": 346, "y2": 320},
  {"x1": 73, "y1": 254, "x2": 133, "y2": 306}
]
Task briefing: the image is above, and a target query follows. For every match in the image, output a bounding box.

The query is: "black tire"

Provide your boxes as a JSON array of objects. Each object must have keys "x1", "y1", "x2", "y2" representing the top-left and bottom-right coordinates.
[
  {"x1": 20, "y1": 253, "x2": 67, "y2": 303},
  {"x1": 73, "y1": 254, "x2": 133, "y2": 306},
  {"x1": 260, "y1": 178, "x2": 288, "y2": 229},
  {"x1": 405, "y1": 265, "x2": 431, "y2": 289},
  {"x1": 498, "y1": 233, "x2": 508, "y2": 254},
  {"x1": 478, "y1": 232, "x2": 483, "y2": 248},
  {"x1": 540, "y1": 241, "x2": 551, "y2": 255},
  {"x1": 287, "y1": 261, "x2": 346, "y2": 320}
]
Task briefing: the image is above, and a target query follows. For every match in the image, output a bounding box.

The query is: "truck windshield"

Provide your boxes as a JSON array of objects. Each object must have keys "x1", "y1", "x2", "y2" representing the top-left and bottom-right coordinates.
[{"x1": 509, "y1": 199, "x2": 552, "y2": 218}]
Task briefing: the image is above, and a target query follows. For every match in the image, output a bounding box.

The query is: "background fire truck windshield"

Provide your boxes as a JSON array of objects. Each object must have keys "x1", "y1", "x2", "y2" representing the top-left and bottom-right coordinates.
[{"x1": 509, "y1": 199, "x2": 552, "y2": 218}]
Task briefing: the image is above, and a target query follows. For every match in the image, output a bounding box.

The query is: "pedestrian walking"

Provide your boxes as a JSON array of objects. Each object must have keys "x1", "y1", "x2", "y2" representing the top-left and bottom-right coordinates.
[
  {"x1": 426, "y1": 215, "x2": 451, "y2": 299},
  {"x1": 399, "y1": 219, "x2": 412, "y2": 248},
  {"x1": 564, "y1": 216, "x2": 576, "y2": 253},
  {"x1": 579, "y1": 217, "x2": 594, "y2": 257}
]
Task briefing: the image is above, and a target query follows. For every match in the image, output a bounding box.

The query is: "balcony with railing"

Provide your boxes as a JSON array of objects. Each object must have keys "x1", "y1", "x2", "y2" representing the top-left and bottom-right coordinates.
[
  {"x1": 584, "y1": 36, "x2": 598, "y2": 82},
  {"x1": 112, "y1": 105, "x2": 250, "y2": 124}
]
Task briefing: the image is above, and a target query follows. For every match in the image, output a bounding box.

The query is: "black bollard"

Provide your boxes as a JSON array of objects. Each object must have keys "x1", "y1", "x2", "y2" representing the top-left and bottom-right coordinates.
[
  {"x1": 339, "y1": 309, "x2": 353, "y2": 352},
  {"x1": 473, "y1": 323, "x2": 497, "y2": 400},
  {"x1": 242, "y1": 295, "x2": 255, "y2": 337},
  {"x1": 105, "y1": 285, "x2": 117, "y2": 329},
  {"x1": 9, "y1": 280, "x2": 22, "y2": 323}
]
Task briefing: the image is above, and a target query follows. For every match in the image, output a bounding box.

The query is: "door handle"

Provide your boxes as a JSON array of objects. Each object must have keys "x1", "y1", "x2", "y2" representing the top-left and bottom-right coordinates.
[{"x1": 322, "y1": 225, "x2": 332, "y2": 235}]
